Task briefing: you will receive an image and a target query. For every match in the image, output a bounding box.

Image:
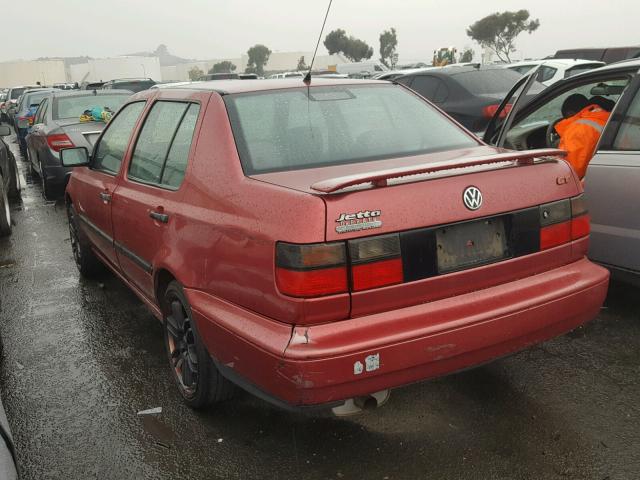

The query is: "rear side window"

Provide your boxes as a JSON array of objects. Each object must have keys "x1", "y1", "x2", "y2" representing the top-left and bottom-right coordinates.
[
  {"x1": 537, "y1": 66, "x2": 557, "y2": 83},
  {"x1": 162, "y1": 104, "x2": 200, "y2": 188},
  {"x1": 129, "y1": 101, "x2": 199, "y2": 188},
  {"x1": 92, "y1": 102, "x2": 145, "y2": 174},
  {"x1": 225, "y1": 84, "x2": 478, "y2": 174},
  {"x1": 35, "y1": 98, "x2": 49, "y2": 124},
  {"x1": 409, "y1": 76, "x2": 449, "y2": 103},
  {"x1": 452, "y1": 69, "x2": 523, "y2": 95},
  {"x1": 613, "y1": 90, "x2": 640, "y2": 151}
]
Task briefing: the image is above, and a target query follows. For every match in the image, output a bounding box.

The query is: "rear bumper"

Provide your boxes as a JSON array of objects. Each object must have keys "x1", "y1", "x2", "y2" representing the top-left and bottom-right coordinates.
[{"x1": 187, "y1": 257, "x2": 609, "y2": 408}]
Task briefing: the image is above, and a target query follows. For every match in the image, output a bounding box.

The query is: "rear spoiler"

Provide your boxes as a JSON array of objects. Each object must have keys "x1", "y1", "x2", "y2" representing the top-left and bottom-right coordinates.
[{"x1": 310, "y1": 149, "x2": 566, "y2": 193}]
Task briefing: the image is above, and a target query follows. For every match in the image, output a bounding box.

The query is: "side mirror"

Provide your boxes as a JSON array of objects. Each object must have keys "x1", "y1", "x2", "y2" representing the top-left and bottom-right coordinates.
[
  {"x1": 17, "y1": 118, "x2": 30, "y2": 129},
  {"x1": 0, "y1": 125, "x2": 10, "y2": 136},
  {"x1": 60, "y1": 147, "x2": 90, "y2": 167}
]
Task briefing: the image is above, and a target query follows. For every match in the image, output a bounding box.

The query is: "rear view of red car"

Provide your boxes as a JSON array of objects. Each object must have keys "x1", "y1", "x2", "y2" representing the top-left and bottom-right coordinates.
[{"x1": 60, "y1": 79, "x2": 609, "y2": 411}]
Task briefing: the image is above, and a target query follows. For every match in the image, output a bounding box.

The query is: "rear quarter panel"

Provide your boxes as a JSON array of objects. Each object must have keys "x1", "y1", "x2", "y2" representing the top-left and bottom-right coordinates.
[{"x1": 176, "y1": 93, "x2": 349, "y2": 324}]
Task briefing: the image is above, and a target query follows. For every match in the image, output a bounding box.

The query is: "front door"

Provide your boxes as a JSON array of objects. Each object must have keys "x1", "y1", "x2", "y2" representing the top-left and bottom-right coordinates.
[
  {"x1": 111, "y1": 100, "x2": 201, "y2": 299},
  {"x1": 587, "y1": 75, "x2": 640, "y2": 273},
  {"x1": 73, "y1": 101, "x2": 146, "y2": 268}
]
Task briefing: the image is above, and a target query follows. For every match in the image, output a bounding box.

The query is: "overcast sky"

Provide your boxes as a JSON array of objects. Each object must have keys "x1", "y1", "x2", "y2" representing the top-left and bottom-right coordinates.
[{"x1": 2, "y1": 0, "x2": 638, "y2": 63}]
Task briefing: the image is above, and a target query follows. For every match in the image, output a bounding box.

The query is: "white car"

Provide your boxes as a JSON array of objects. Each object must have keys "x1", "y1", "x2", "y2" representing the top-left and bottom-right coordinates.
[{"x1": 505, "y1": 59, "x2": 605, "y2": 87}]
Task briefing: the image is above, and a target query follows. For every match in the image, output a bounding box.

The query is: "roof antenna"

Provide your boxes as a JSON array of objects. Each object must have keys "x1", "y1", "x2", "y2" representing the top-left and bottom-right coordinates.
[{"x1": 304, "y1": 0, "x2": 334, "y2": 85}]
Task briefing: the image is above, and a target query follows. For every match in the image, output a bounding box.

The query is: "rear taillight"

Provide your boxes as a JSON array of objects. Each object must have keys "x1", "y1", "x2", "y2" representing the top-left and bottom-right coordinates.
[
  {"x1": 47, "y1": 134, "x2": 75, "y2": 153},
  {"x1": 349, "y1": 234, "x2": 403, "y2": 291},
  {"x1": 539, "y1": 195, "x2": 589, "y2": 250},
  {"x1": 18, "y1": 115, "x2": 34, "y2": 127},
  {"x1": 276, "y1": 235, "x2": 404, "y2": 298},
  {"x1": 276, "y1": 242, "x2": 348, "y2": 297},
  {"x1": 483, "y1": 103, "x2": 513, "y2": 118}
]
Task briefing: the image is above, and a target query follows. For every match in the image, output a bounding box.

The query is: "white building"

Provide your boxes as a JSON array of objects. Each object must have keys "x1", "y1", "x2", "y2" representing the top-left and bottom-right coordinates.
[
  {"x1": 69, "y1": 56, "x2": 162, "y2": 83},
  {"x1": 0, "y1": 60, "x2": 66, "y2": 87},
  {"x1": 161, "y1": 52, "x2": 347, "y2": 81}
]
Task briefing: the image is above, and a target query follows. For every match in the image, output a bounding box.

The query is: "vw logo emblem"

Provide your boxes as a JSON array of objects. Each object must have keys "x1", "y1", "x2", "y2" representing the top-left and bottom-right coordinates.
[{"x1": 463, "y1": 186, "x2": 483, "y2": 210}]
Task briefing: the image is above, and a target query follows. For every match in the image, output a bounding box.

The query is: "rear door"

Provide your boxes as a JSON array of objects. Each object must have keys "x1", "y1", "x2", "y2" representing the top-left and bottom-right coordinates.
[
  {"x1": 73, "y1": 101, "x2": 146, "y2": 268},
  {"x1": 586, "y1": 74, "x2": 640, "y2": 272},
  {"x1": 111, "y1": 99, "x2": 202, "y2": 299}
]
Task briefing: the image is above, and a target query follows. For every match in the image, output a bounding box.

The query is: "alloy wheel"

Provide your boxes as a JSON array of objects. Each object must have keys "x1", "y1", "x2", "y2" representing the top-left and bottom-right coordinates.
[
  {"x1": 166, "y1": 299, "x2": 199, "y2": 397},
  {"x1": 68, "y1": 210, "x2": 81, "y2": 266}
]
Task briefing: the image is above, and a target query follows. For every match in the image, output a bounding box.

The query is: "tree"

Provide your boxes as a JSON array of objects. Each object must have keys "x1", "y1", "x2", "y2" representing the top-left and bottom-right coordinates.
[
  {"x1": 188, "y1": 66, "x2": 204, "y2": 81},
  {"x1": 246, "y1": 44, "x2": 272, "y2": 76},
  {"x1": 460, "y1": 48, "x2": 474, "y2": 63},
  {"x1": 324, "y1": 29, "x2": 374, "y2": 62},
  {"x1": 466, "y1": 10, "x2": 540, "y2": 63},
  {"x1": 296, "y1": 56, "x2": 307, "y2": 71},
  {"x1": 210, "y1": 61, "x2": 236, "y2": 74},
  {"x1": 379, "y1": 28, "x2": 398, "y2": 68}
]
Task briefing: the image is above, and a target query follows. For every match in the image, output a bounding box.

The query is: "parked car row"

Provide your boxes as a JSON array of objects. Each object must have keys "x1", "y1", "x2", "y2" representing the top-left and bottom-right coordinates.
[{"x1": 2, "y1": 54, "x2": 638, "y2": 412}]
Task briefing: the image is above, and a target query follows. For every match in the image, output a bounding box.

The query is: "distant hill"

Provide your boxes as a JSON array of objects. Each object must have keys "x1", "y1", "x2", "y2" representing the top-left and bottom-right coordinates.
[{"x1": 126, "y1": 44, "x2": 194, "y2": 66}]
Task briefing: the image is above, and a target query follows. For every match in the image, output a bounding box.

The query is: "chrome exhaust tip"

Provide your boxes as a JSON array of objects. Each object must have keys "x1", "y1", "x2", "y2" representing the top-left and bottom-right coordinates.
[{"x1": 331, "y1": 390, "x2": 390, "y2": 416}]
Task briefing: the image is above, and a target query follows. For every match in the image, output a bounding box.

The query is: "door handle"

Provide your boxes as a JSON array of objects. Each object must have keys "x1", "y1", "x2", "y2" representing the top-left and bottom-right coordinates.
[
  {"x1": 149, "y1": 210, "x2": 169, "y2": 223},
  {"x1": 99, "y1": 191, "x2": 112, "y2": 203}
]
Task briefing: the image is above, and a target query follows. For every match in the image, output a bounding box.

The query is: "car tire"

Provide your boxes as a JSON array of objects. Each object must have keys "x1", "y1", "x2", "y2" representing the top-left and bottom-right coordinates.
[
  {"x1": 6, "y1": 153, "x2": 21, "y2": 199},
  {"x1": 40, "y1": 159, "x2": 53, "y2": 201},
  {"x1": 163, "y1": 281, "x2": 235, "y2": 409},
  {"x1": 0, "y1": 175, "x2": 12, "y2": 237},
  {"x1": 27, "y1": 150, "x2": 38, "y2": 178},
  {"x1": 67, "y1": 203, "x2": 102, "y2": 277}
]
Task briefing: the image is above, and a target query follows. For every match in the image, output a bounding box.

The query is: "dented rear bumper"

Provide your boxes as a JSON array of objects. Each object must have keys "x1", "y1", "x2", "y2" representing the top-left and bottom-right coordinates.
[{"x1": 186, "y1": 257, "x2": 609, "y2": 408}]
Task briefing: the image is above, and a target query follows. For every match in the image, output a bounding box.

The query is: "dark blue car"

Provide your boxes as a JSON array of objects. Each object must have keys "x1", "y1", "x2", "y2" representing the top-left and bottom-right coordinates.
[{"x1": 14, "y1": 88, "x2": 57, "y2": 154}]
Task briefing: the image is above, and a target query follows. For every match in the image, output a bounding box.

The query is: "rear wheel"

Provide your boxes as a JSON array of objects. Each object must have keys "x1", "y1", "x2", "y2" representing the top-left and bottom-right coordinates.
[
  {"x1": 67, "y1": 202, "x2": 102, "y2": 277},
  {"x1": 0, "y1": 175, "x2": 11, "y2": 237},
  {"x1": 40, "y1": 159, "x2": 53, "y2": 201},
  {"x1": 6, "y1": 154, "x2": 21, "y2": 199},
  {"x1": 27, "y1": 150, "x2": 38, "y2": 178},
  {"x1": 163, "y1": 281, "x2": 235, "y2": 409}
]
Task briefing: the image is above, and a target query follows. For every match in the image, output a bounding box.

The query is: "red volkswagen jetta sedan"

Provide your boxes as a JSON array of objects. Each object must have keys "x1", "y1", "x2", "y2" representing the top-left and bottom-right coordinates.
[{"x1": 60, "y1": 79, "x2": 609, "y2": 411}]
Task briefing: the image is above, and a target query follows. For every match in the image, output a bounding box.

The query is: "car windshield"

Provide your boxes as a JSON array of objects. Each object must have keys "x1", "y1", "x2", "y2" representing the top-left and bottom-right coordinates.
[
  {"x1": 10, "y1": 88, "x2": 26, "y2": 100},
  {"x1": 53, "y1": 93, "x2": 131, "y2": 120},
  {"x1": 452, "y1": 69, "x2": 526, "y2": 95},
  {"x1": 225, "y1": 84, "x2": 478, "y2": 174}
]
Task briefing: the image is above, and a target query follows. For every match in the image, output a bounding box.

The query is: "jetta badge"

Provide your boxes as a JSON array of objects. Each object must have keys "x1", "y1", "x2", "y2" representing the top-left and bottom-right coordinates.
[
  {"x1": 335, "y1": 210, "x2": 382, "y2": 234},
  {"x1": 463, "y1": 186, "x2": 483, "y2": 211}
]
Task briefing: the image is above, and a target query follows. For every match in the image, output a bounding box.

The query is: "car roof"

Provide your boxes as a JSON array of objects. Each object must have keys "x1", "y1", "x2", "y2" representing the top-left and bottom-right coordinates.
[
  {"x1": 22, "y1": 88, "x2": 58, "y2": 96},
  {"x1": 50, "y1": 89, "x2": 132, "y2": 98},
  {"x1": 567, "y1": 57, "x2": 640, "y2": 77},
  {"x1": 158, "y1": 78, "x2": 388, "y2": 95},
  {"x1": 506, "y1": 59, "x2": 605, "y2": 68}
]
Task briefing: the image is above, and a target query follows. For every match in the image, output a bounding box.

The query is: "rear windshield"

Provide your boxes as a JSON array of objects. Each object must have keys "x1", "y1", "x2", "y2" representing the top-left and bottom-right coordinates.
[
  {"x1": 452, "y1": 69, "x2": 524, "y2": 95},
  {"x1": 22, "y1": 92, "x2": 50, "y2": 108},
  {"x1": 10, "y1": 88, "x2": 26, "y2": 100},
  {"x1": 53, "y1": 93, "x2": 131, "y2": 120},
  {"x1": 225, "y1": 84, "x2": 478, "y2": 174},
  {"x1": 110, "y1": 81, "x2": 155, "y2": 93},
  {"x1": 565, "y1": 64, "x2": 603, "y2": 78}
]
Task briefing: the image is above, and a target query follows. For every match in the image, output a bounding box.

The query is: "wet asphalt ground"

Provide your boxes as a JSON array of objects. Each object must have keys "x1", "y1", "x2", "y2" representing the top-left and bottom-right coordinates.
[{"x1": 0, "y1": 131, "x2": 639, "y2": 480}]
